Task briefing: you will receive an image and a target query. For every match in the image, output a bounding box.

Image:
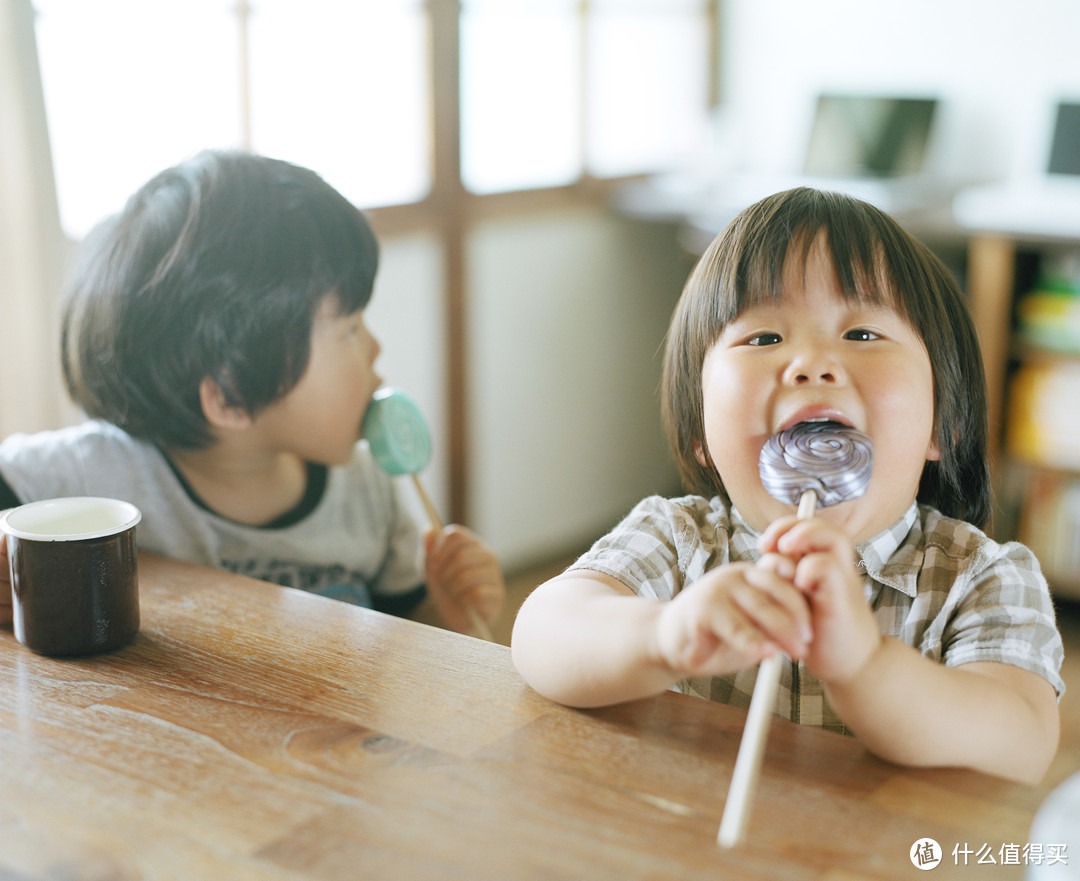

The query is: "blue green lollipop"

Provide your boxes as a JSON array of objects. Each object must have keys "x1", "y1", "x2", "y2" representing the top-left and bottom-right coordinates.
[
  {"x1": 363, "y1": 387, "x2": 434, "y2": 479},
  {"x1": 362, "y1": 387, "x2": 493, "y2": 641}
]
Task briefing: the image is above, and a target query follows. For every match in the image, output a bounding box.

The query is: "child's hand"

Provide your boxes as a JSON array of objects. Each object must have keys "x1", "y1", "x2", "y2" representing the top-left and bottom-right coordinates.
[
  {"x1": 758, "y1": 515, "x2": 880, "y2": 684},
  {"x1": 423, "y1": 525, "x2": 505, "y2": 635},
  {"x1": 1, "y1": 534, "x2": 12, "y2": 627},
  {"x1": 653, "y1": 560, "x2": 811, "y2": 678}
]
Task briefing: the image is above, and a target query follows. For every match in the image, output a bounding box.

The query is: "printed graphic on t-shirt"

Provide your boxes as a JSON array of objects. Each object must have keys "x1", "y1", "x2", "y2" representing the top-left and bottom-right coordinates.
[{"x1": 222, "y1": 558, "x2": 374, "y2": 606}]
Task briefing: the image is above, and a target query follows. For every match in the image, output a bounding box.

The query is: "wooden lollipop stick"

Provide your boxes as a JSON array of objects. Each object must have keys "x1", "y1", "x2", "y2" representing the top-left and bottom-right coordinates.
[
  {"x1": 718, "y1": 488, "x2": 817, "y2": 848},
  {"x1": 411, "y1": 473, "x2": 445, "y2": 533},
  {"x1": 410, "y1": 474, "x2": 495, "y2": 643}
]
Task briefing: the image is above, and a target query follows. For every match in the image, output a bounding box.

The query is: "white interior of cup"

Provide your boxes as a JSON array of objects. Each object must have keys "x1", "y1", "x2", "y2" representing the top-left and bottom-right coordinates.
[{"x1": 0, "y1": 497, "x2": 142, "y2": 541}]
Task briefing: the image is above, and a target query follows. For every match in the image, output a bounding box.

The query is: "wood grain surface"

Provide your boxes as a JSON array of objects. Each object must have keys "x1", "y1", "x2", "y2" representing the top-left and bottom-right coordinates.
[{"x1": 1, "y1": 554, "x2": 1052, "y2": 880}]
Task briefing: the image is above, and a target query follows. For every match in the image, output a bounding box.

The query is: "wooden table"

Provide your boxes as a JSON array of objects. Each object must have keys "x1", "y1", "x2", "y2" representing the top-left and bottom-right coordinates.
[{"x1": 1, "y1": 555, "x2": 1056, "y2": 880}]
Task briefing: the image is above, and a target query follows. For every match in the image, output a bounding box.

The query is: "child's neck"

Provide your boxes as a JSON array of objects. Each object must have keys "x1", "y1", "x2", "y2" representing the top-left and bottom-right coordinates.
[{"x1": 166, "y1": 441, "x2": 310, "y2": 527}]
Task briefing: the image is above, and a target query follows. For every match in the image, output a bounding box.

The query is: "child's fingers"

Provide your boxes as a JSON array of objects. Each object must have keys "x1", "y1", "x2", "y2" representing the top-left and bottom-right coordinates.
[
  {"x1": 439, "y1": 569, "x2": 504, "y2": 621},
  {"x1": 757, "y1": 515, "x2": 802, "y2": 554},
  {"x1": 659, "y1": 565, "x2": 810, "y2": 674},
  {"x1": 426, "y1": 527, "x2": 499, "y2": 583},
  {"x1": 713, "y1": 609, "x2": 781, "y2": 659},
  {"x1": 791, "y1": 551, "x2": 862, "y2": 611},
  {"x1": 424, "y1": 526, "x2": 505, "y2": 624},
  {"x1": 425, "y1": 524, "x2": 485, "y2": 568},
  {"x1": 664, "y1": 597, "x2": 778, "y2": 674},
  {"x1": 427, "y1": 543, "x2": 502, "y2": 600},
  {"x1": 725, "y1": 569, "x2": 812, "y2": 658},
  {"x1": 773, "y1": 518, "x2": 851, "y2": 560},
  {"x1": 428, "y1": 543, "x2": 494, "y2": 588},
  {"x1": 755, "y1": 551, "x2": 795, "y2": 580}
]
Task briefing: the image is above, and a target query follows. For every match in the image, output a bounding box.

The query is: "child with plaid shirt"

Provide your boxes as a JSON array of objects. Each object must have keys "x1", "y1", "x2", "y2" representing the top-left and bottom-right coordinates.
[{"x1": 512, "y1": 188, "x2": 1063, "y2": 783}]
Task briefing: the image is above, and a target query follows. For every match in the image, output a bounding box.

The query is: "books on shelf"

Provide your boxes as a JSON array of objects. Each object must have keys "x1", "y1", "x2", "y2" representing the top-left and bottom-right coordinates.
[
  {"x1": 1007, "y1": 362, "x2": 1080, "y2": 470},
  {"x1": 1007, "y1": 254, "x2": 1080, "y2": 597},
  {"x1": 1017, "y1": 289, "x2": 1080, "y2": 353},
  {"x1": 1016, "y1": 258, "x2": 1080, "y2": 354},
  {"x1": 1016, "y1": 469, "x2": 1080, "y2": 595}
]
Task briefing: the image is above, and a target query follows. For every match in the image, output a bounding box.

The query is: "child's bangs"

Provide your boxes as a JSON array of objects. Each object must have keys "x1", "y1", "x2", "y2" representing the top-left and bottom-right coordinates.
[
  {"x1": 326, "y1": 214, "x2": 379, "y2": 314},
  {"x1": 303, "y1": 198, "x2": 379, "y2": 315},
  {"x1": 732, "y1": 219, "x2": 904, "y2": 321}
]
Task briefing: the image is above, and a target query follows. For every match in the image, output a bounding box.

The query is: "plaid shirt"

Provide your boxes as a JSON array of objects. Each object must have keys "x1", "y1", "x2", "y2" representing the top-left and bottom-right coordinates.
[{"x1": 570, "y1": 495, "x2": 1066, "y2": 733}]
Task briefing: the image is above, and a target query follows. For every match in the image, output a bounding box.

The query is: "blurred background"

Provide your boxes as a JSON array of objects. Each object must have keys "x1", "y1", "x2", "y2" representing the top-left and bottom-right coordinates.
[{"x1": 3, "y1": 0, "x2": 1080, "y2": 591}]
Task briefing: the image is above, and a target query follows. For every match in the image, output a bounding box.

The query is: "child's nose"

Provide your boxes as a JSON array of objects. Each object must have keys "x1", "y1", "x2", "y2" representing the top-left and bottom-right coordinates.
[{"x1": 783, "y1": 348, "x2": 844, "y2": 385}]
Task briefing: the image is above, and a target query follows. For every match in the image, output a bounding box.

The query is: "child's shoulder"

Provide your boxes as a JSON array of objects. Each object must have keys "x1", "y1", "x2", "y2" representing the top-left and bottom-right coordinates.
[
  {"x1": 624, "y1": 492, "x2": 733, "y2": 528},
  {"x1": 0, "y1": 420, "x2": 145, "y2": 459},
  {"x1": 917, "y1": 504, "x2": 1040, "y2": 573},
  {"x1": 0, "y1": 420, "x2": 164, "y2": 507},
  {"x1": 601, "y1": 493, "x2": 743, "y2": 564}
]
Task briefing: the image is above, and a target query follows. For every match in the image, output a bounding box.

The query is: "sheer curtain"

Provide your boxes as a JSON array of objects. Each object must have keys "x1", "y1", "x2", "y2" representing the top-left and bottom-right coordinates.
[{"x1": 0, "y1": 0, "x2": 77, "y2": 437}]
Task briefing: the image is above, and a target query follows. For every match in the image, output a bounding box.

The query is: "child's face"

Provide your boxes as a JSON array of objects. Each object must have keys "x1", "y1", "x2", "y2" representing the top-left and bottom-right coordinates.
[
  {"x1": 696, "y1": 235, "x2": 940, "y2": 544},
  {"x1": 251, "y1": 296, "x2": 382, "y2": 466}
]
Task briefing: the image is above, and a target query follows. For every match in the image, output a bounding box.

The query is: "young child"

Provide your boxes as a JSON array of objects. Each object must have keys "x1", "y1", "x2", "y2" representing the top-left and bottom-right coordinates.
[
  {"x1": 512, "y1": 187, "x2": 1064, "y2": 783},
  {"x1": 0, "y1": 150, "x2": 503, "y2": 636}
]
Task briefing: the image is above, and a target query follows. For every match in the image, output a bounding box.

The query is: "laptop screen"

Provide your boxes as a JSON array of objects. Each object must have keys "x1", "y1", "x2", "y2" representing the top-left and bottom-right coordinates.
[
  {"x1": 1047, "y1": 102, "x2": 1080, "y2": 177},
  {"x1": 802, "y1": 95, "x2": 938, "y2": 179}
]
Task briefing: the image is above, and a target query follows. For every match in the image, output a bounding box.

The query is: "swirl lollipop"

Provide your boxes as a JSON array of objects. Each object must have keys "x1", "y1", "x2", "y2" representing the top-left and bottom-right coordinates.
[
  {"x1": 759, "y1": 420, "x2": 874, "y2": 513},
  {"x1": 362, "y1": 387, "x2": 493, "y2": 642},
  {"x1": 719, "y1": 420, "x2": 873, "y2": 848}
]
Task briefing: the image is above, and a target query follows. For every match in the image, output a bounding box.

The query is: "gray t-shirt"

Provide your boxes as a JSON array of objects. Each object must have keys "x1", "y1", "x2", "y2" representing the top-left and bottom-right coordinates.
[{"x1": 0, "y1": 420, "x2": 425, "y2": 611}]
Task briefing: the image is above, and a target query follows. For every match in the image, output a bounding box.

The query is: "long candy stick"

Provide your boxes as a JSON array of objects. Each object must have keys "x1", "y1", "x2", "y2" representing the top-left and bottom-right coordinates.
[
  {"x1": 363, "y1": 388, "x2": 494, "y2": 642},
  {"x1": 717, "y1": 488, "x2": 816, "y2": 848},
  {"x1": 718, "y1": 420, "x2": 872, "y2": 847},
  {"x1": 412, "y1": 473, "x2": 494, "y2": 643}
]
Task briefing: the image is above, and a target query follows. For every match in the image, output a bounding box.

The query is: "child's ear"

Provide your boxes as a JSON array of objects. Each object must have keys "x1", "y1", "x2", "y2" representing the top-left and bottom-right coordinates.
[
  {"x1": 693, "y1": 438, "x2": 709, "y2": 468},
  {"x1": 926, "y1": 436, "x2": 941, "y2": 462},
  {"x1": 199, "y1": 375, "x2": 252, "y2": 430}
]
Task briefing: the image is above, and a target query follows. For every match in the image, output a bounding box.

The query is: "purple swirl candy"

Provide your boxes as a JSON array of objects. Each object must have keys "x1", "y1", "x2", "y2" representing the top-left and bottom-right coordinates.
[{"x1": 759, "y1": 420, "x2": 873, "y2": 508}]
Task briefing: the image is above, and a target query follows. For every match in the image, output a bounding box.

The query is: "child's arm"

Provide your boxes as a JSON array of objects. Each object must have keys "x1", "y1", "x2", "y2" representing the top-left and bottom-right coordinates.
[
  {"x1": 511, "y1": 562, "x2": 812, "y2": 708},
  {"x1": 759, "y1": 516, "x2": 1060, "y2": 783},
  {"x1": 412, "y1": 525, "x2": 506, "y2": 634}
]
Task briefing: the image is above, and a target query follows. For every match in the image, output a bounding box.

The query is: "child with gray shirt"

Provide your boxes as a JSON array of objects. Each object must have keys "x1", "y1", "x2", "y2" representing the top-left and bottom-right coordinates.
[{"x1": 1, "y1": 150, "x2": 503, "y2": 635}]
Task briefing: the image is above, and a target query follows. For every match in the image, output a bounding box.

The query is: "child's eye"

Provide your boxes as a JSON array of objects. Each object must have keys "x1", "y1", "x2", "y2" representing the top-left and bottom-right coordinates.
[
  {"x1": 746, "y1": 332, "x2": 782, "y2": 347},
  {"x1": 844, "y1": 328, "x2": 880, "y2": 342}
]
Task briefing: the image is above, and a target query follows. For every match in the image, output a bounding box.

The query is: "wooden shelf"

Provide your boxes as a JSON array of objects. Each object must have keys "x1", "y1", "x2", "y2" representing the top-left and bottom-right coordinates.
[
  {"x1": 967, "y1": 231, "x2": 1080, "y2": 507},
  {"x1": 968, "y1": 235, "x2": 1080, "y2": 600}
]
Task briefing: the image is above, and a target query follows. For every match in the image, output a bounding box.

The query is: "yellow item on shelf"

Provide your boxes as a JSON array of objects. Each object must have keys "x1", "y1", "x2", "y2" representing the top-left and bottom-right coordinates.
[
  {"x1": 1017, "y1": 290, "x2": 1080, "y2": 353},
  {"x1": 1007, "y1": 362, "x2": 1080, "y2": 470}
]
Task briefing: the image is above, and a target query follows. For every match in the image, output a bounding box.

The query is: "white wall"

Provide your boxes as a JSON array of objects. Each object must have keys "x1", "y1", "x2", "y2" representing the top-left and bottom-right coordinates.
[
  {"x1": 467, "y1": 209, "x2": 691, "y2": 569},
  {"x1": 372, "y1": 210, "x2": 692, "y2": 571},
  {"x1": 719, "y1": 0, "x2": 1080, "y2": 183}
]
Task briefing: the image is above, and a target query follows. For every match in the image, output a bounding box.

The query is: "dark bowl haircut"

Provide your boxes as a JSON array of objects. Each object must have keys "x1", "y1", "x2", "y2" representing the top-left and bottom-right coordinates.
[{"x1": 61, "y1": 150, "x2": 379, "y2": 451}]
